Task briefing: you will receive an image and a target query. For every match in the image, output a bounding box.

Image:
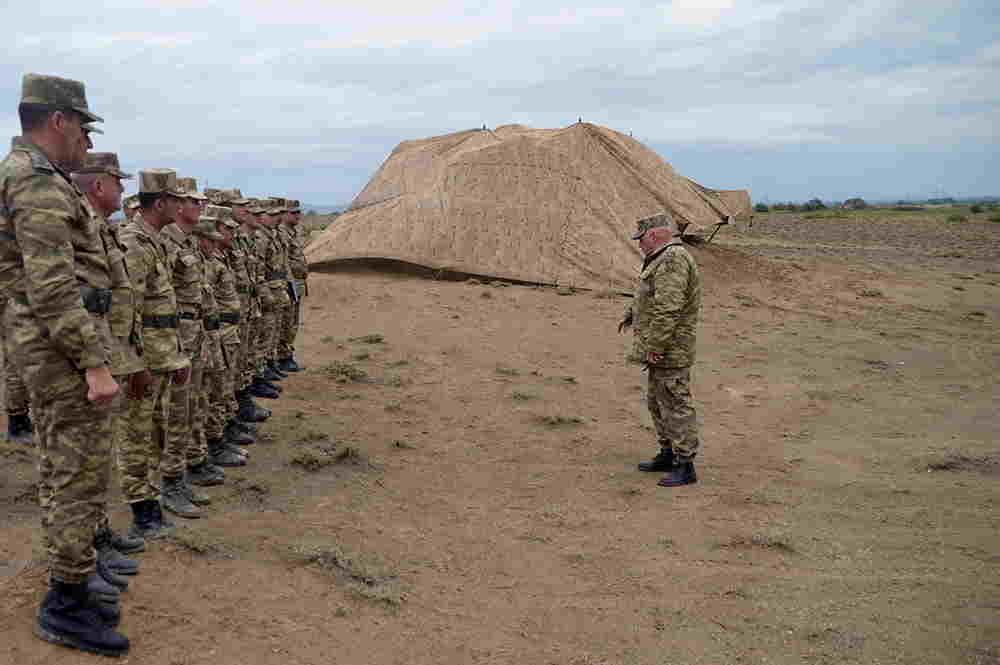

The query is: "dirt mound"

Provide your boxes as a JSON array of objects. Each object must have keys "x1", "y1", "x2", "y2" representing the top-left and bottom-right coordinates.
[{"x1": 307, "y1": 122, "x2": 748, "y2": 290}]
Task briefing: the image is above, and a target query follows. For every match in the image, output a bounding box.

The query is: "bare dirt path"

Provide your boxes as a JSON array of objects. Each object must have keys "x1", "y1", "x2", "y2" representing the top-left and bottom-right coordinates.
[{"x1": 1, "y1": 219, "x2": 998, "y2": 665}]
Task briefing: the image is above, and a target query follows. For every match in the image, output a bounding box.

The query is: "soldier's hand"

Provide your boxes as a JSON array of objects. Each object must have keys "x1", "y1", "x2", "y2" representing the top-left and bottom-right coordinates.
[
  {"x1": 618, "y1": 311, "x2": 633, "y2": 333},
  {"x1": 126, "y1": 369, "x2": 153, "y2": 401},
  {"x1": 646, "y1": 351, "x2": 664, "y2": 364},
  {"x1": 172, "y1": 366, "x2": 191, "y2": 386},
  {"x1": 85, "y1": 366, "x2": 119, "y2": 408}
]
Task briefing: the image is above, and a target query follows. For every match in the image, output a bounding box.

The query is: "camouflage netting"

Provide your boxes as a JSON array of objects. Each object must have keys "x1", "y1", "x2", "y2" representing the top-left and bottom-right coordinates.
[{"x1": 307, "y1": 122, "x2": 749, "y2": 290}]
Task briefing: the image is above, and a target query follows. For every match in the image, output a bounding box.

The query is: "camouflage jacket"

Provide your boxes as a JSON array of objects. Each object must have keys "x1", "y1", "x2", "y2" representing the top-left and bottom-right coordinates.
[
  {"x1": 97, "y1": 215, "x2": 144, "y2": 377},
  {"x1": 210, "y1": 249, "x2": 240, "y2": 348},
  {"x1": 160, "y1": 223, "x2": 205, "y2": 360},
  {"x1": 255, "y1": 226, "x2": 291, "y2": 308},
  {"x1": 229, "y1": 228, "x2": 260, "y2": 318},
  {"x1": 118, "y1": 214, "x2": 188, "y2": 373},
  {"x1": 282, "y1": 223, "x2": 308, "y2": 280},
  {"x1": 628, "y1": 242, "x2": 701, "y2": 368},
  {"x1": 0, "y1": 137, "x2": 112, "y2": 372},
  {"x1": 198, "y1": 247, "x2": 223, "y2": 371}
]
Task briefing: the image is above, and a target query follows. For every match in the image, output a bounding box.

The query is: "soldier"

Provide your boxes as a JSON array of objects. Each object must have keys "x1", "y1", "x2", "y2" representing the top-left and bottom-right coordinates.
[
  {"x1": 122, "y1": 194, "x2": 139, "y2": 222},
  {"x1": 277, "y1": 199, "x2": 307, "y2": 373},
  {"x1": 70, "y1": 152, "x2": 150, "y2": 583},
  {"x1": 117, "y1": 168, "x2": 192, "y2": 540},
  {"x1": 158, "y1": 177, "x2": 213, "y2": 517},
  {"x1": 194, "y1": 207, "x2": 250, "y2": 467},
  {"x1": 0, "y1": 72, "x2": 129, "y2": 656},
  {"x1": 620, "y1": 213, "x2": 702, "y2": 488},
  {"x1": 251, "y1": 200, "x2": 289, "y2": 392},
  {"x1": 3, "y1": 300, "x2": 32, "y2": 442},
  {"x1": 231, "y1": 197, "x2": 277, "y2": 409}
]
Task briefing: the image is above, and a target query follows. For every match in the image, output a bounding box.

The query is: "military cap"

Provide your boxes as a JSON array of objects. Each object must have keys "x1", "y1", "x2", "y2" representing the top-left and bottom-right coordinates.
[
  {"x1": 20, "y1": 73, "x2": 103, "y2": 123},
  {"x1": 192, "y1": 219, "x2": 224, "y2": 240},
  {"x1": 631, "y1": 213, "x2": 676, "y2": 240},
  {"x1": 123, "y1": 194, "x2": 140, "y2": 210},
  {"x1": 203, "y1": 204, "x2": 237, "y2": 227},
  {"x1": 228, "y1": 188, "x2": 250, "y2": 205},
  {"x1": 138, "y1": 168, "x2": 183, "y2": 196},
  {"x1": 266, "y1": 198, "x2": 285, "y2": 214},
  {"x1": 74, "y1": 152, "x2": 133, "y2": 179},
  {"x1": 176, "y1": 177, "x2": 208, "y2": 201},
  {"x1": 204, "y1": 187, "x2": 226, "y2": 205},
  {"x1": 290, "y1": 199, "x2": 302, "y2": 212},
  {"x1": 82, "y1": 123, "x2": 103, "y2": 135}
]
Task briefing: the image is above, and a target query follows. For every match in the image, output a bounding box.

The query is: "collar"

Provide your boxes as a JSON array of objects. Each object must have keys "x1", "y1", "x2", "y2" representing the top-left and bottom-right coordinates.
[{"x1": 641, "y1": 241, "x2": 681, "y2": 271}]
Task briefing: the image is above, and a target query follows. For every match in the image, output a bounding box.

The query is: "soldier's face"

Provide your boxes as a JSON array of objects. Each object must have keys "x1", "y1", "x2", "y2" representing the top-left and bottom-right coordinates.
[
  {"x1": 101, "y1": 175, "x2": 124, "y2": 214},
  {"x1": 56, "y1": 110, "x2": 89, "y2": 171},
  {"x1": 219, "y1": 228, "x2": 234, "y2": 249},
  {"x1": 179, "y1": 198, "x2": 200, "y2": 225}
]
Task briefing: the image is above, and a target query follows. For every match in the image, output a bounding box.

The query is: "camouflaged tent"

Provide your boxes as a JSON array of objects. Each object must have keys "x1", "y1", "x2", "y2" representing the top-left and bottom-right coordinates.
[{"x1": 307, "y1": 122, "x2": 748, "y2": 290}]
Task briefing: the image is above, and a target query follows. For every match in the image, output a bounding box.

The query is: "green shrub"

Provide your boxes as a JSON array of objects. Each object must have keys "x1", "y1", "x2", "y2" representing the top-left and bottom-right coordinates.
[
  {"x1": 947, "y1": 214, "x2": 967, "y2": 223},
  {"x1": 753, "y1": 203, "x2": 769, "y2": 213},
  {"x1": 969, "y1": 204, "x2": 983, "y2": 214},
  {"x1": 989, "y1": 214, "x2": 1000, "y2": 223}
]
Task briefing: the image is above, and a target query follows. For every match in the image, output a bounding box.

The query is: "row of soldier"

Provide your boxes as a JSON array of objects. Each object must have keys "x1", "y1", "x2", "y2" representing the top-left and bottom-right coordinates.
[{"x1": 1, "y1": 73, "x2": 309, "y2": 657}]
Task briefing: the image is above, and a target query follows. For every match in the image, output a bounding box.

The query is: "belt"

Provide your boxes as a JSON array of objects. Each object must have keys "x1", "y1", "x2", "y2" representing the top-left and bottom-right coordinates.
[
  {"x1": 265, "y1": 270, "x2": 288, "y2": 281},
  {"x1": 219, "y1": 312, "x2": 241, "y2": 325},
  {"x1": 12, "y1": 287, "x2": 111, "y2": 314},
  {"x1": 179, "y1": 311, "x2": 200, "y2": 321},
  {"x1": 203, "y1": 314, "x2": 221, "y2": 331},
  {"x1": 142, "y1": 314, "x2": 179, "y2": 329}
]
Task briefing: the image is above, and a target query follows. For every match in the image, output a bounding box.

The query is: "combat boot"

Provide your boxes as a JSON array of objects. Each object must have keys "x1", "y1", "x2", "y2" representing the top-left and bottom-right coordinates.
[
  {"x1": 638, "y1": 448, "x2": 675, "y2": 472},
  {"x1": 95, "y1": 557, "x2": 128, "y2": 592},
  {"x1": 162, "y1": 475, "x2": 202, "y2": 518},
  {"x1": 249, "y1": 379, "x2": 280, "y2": 399},
  {"x1": 224, "y1": 421, "x2": 254, "y2": 445},
  {"x1": 233, "y1": 418, "x2": 258, "y2": 436},
  {"x1": 181, "y1": 473, "x2": 212, "y2": 506},
  {"x1": 259, "y1": 365, "x2": 283, "y2": 382},
  {"x1": 151, "y1": 500, "x2": 175, "y2": 530},
  {"x1": 270, "y1": 361, "x2": 289, "y2": 379},
  {"x1": 237, "y1": 390, "x2": 271, "y2": 420},
  {"x1": 187, "y1": 459, "x2": 225, "y2": 486},
  {"x1": 35, "y1": 580, "x2": 129, "y2": 657},
  {"x1": 6, "y1": 412, "x2": 33, "y2": 444},
  {"x1": 278, "y1": 356, "x2": 305, "y2": 373},
  {"x1": 95, "y1": 528, "x2": 139, "y2": 576},
  {"x1": 657, "y1": 459, "x2": 698, "y2": 487},
  {"x1": 209, "y1": 437, "x2": 247, "y2": 467},
  {"x1": 128, "y1": 500, "x2": 172, "y2": 540},
  {"x1": 86, "y1": 572, "x2": 120, "y2": 604},
  {"x1": 107, "y1": 527, "x2": 145, "y2": 555}
]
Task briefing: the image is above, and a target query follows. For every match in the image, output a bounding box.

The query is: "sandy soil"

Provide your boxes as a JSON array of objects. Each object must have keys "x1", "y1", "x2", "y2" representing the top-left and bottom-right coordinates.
[{"x1": 1, "y1": 213, "x2": 998, "y2": 665}]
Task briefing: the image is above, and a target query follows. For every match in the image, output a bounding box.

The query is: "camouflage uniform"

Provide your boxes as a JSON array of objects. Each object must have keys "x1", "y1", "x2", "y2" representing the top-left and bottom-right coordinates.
[
  {"x1": 230, "y1": 225, "x2": 259, "y2": 391},
  {"x1": 117, "y1": 209, "x2": 188, "y2": 503},
  {"x1": 279, "y1": 204, "x2": 307, "y2": 364},
  {"x1": 0, "y1": 136, "x2": 114, "y2": 584},
  {"x1": 253, "y1": 210, "x2": 290, "y2": 372},
  {"x1": 2, "y1": 297, "x2": 31, "y2": 416},
  {"x1": 628, "y1": 234, "x2": 702, "y2": 460},
  {"x1": 205, "y1": 242, "x2": 240, "y2": 442}
]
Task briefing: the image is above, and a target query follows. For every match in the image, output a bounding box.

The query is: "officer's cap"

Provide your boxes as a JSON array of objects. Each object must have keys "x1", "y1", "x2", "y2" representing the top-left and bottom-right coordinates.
[{"x1": 20, "y1": 73, "x2": 103, "y2": 123}]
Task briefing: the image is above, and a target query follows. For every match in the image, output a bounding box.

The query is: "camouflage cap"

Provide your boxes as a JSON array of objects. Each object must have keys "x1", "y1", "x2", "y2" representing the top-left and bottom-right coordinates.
[
  {"x1": 123, "y1": 194, "x2": 140, "y2": 210},
  {"x1": 203, "y1": 204, "x2": 238, "y2": 229},
  {"x1": 204, "y1": 187, "x2": 226, "y2": 205},
  {"x1": 288, "y1": 199, "x2": 302, "y2": 213},
  {"x1": 176, "y1": 177, "x2": 208, "y2": 201},
  {"x1": 228, "y1": 188, "x2": 250, "y2": 205},
  {"x1": 631, "y1": 213, "x2": 675, "y2": 240},
  {"x1": 82, "y1": 123, "x2": 103, "y2": 135},
  {"x1": 266, "y1": 198, "x2": 285, "y2": 214},
  {"x1": 192, "y1": 219, "x2": 224, "y2": 240},
  {"x1": 138, "y1": 168, "x2": 183, "y2": 196},
  {"x1": 74, "y1": 152, "x2": 133, "y2": 179},
  {"x1": 20, "y1": 73, "x2": 103, "y2": 123}
]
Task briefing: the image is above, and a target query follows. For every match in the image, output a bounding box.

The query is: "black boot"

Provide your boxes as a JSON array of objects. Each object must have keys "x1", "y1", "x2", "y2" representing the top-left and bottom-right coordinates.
[
  {"x1": 151, "y1": 500, "x2": 175, "y2": 530},
  {"x1": 96, "y1": 557, "x2": 128, "y2": 592},
  {"x1": 209, "y1": 437, "x2": 247, "y2": 467},
  {"x1": 638, "y1": 448, "x2": 675, "y2": 472},
  {"x1": 187, "y1": 459, "x2": 225, "y2": 486},
  {"x1": 270, "y1": 361, "x2": 289, "y2": 379},
  {"x1": 161, "y1": 475, "x2": 202, "y2": 519},
  {"x1": 249, "y1": 380, "x2": 280, "y2": 399},
  {"x1": 259, "y1": 365, "x2": 283, "y2": 382},
  {"x1": 657, "y1": 460, "x2": 698, "y2": 487},
  {"x1": 86, "y1": 572, "x2": 120, "y2": 605},
  {"x1": 95, "y1": 528, "x2": 139, "y2": 577},
  {"x1": 128, "y1": 500, "x2": 172, "y2": 540},
  {"x1": 224, "y1": 421, "x2": 255, "y2": 445},
  {"x1": 234, "y1": 418, "x2": 258, "y2": 436},
  {"x1": 108, "y1": 528, "x2": 145, "y2": 555},
  {"x1": 35, "y1": 580, "x2": 129, "y2": 657},
  {"x1": 182, "y1": 473, "x2": 212, "y2": 506},
  {"x1": 278, "y1": 357, "x2": 304, "y2": 372},
  {"x1": 237, "y1": 390, "x2": 271, "y2": 420},
  {"x1": 6, "y1": 412, "x2": 33, "y2": 444}
]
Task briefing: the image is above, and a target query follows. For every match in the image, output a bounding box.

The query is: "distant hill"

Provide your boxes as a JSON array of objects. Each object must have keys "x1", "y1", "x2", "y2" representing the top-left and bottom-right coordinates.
[{"x1": 302, "y1": 203, "x2": 350, "y2": 215}]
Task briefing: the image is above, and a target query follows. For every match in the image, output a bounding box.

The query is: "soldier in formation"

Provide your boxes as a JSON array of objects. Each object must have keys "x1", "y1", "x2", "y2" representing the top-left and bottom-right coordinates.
[{"x1": 0, "y1": 72, "x2": 316, "y2": 657}]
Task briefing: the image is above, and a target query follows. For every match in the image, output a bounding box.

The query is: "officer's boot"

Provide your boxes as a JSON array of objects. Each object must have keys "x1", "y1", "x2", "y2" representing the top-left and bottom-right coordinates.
[
  {"x1": 637, "y1": 448, "x2": 675, "y2": 472},
  {"x1": 95, "y1": 527, "x2": 139, "y2": 577},
  {"x1": 187, "y1": 458, "x2": 225, "y2": 486},
  {"x1": 657, "y1": 458, "x2": 698, "y2": 487},
  {"x1": 209, "y1": 437, "x2": 247, "y2": 467},
  {"x1": 161, "y1": 475, "x2": 202, "y2": 518},
  {"x1": 6, "y1": 412, "x2": 34, "y2": 444},
  {"x1": 35, "y1": 580, "x2": 129, "y2": 657}
]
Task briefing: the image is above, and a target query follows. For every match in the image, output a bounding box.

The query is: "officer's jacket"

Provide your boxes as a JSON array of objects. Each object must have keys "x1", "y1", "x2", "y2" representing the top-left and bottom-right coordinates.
[
  {"x1": 160, "y1": 224, "x2": 204, "y2": 360},
  {"x1": 96, "y1": 215, "x2": 143, "y2": 377},
  {"x1": 630, "y1": 241, "x2": 702, "y2": 368},
  {"x1": 118, "y1": 214, "x2": 188, "y2": 373},
  {"x1": 0, "y1": 137, "x2": 112, "y2": 378}
]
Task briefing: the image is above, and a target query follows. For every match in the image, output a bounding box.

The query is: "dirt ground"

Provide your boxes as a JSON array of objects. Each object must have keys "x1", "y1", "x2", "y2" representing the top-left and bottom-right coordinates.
[{"x1": 1, "y1": 210, "x2": 998, "y2": 665}]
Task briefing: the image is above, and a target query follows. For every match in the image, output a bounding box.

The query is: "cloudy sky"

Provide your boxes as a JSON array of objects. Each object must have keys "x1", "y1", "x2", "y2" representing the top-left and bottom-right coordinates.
[{"x1": 2, "y1": 0, "x2": 997, "y2": 205}]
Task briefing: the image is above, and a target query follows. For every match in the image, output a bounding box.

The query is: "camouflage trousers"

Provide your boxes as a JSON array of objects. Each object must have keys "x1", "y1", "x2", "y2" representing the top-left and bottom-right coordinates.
[
  {"x1": 236, "y1": 297, "x2": 257, "y2": 390},
  {"x1": 34, "y1": 382, "x2": 114, "y2": 584},
  {"x1": 646, "y1": 366, "x2": 700, "y2": 459},
  {"x1": 181, "y1": 356, "x2": 206, "y2": 467},
  {"x1": 119, "y1": 372, "x2": 180, "y2": 502},
  {"x1": 1, "y1": 299, "x2": 30, "y2": 416},
  {"x1": 278, "y1": 299, "x2": 301, "y2": 361},
  {"x1": 254, "y1": 307, "x2": 280, "y2": 372},
  {"x1": 97, "y1": 385, "x2": 128, "y2": 535}
]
